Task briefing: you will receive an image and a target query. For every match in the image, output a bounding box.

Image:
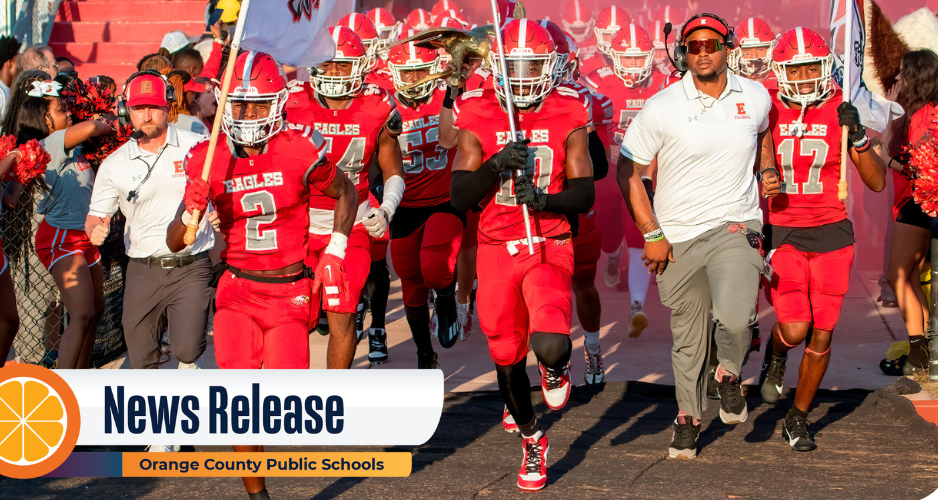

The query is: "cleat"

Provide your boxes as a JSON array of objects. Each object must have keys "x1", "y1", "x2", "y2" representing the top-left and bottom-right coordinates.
[
  {"x1": 539, "y1": 362, "x2": 571, "y2": 410},
  {"x1": 315, "y1": 315, "x2": 329, "y2": 336},
  {"x1": 759, "y1": 351, "x2": 788, "y2": 404},
  {"x1": 517, "y1": 430, "x2": 549, "y2": 491},
  {"x1": 602, "y1": 247, "x2": 622, "y2": 288},
  {"x1": 583, "y1": 345, "x2": 605, "y2": 384},
  {"x1": 717, "y1": 374, "x2": 748, "y2": 424},
  {"x1": 880, "y1": 355, "x2": 906, "y2": 376},
  {"x1": 435, "y1": 290, "x2": 459, "y2": 348},
  {"x1": 368, "y1": 328, "x2": 388, "y2": 364},
  {"x1": 668, "y1": 416, "x2": 701, "y2": 459},
  {"x1": 456, "y1": 300, "x2": 471, "y2": 341},
  {"x1": 502, "y1": 407, "x2": 519, "y2": 433},
  {"x1": 628, "y1": 301, "x2": 648, "y2": 338},
  {"x1": 354, "y1": 294, "x2": 368, "y2": 343},
  {"x1": 783, "y1": 414, "x2": 817, "y2": 452},
  {"x1": 417, "y1": 351, "x2": 439, "y2": 369}
]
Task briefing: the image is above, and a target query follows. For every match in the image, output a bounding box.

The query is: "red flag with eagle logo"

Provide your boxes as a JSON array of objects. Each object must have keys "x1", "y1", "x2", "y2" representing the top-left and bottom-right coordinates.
[{"x1": 239, "y1": 0, "x2": 337, "y2": 68}]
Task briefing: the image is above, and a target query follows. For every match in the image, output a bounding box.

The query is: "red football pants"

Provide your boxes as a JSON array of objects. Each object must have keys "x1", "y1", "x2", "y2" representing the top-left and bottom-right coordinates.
[
  {"x1": 594, "y1": 174, "x2": 644, "y2": 252},
  {"x1": 306, "y1": 225, "x2": 371, "y2": 314},
  {"x1": 476, "y1": 238, "x2": 574, "y2": 366},
  {"x1": 574, "y1": 212, "x2": 602, "y2": 275},
  {"x1": 213, "y1": 273, "x2": 317, "y2": 369},
  {"x1": 390, "y1": 212, "x2": 463, "y2": 308},
  {"x1": 769, "y1": 244, "x2": 854, "y2": 332}
]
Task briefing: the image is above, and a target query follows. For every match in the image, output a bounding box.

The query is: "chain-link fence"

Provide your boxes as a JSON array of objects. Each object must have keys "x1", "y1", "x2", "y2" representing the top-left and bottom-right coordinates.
[
  {"x1": 3, "y1": 186, "x2": 127, "y2": 368},
  {"x1": 9, "y1": 0, "x2": 64, "y2": 45}
]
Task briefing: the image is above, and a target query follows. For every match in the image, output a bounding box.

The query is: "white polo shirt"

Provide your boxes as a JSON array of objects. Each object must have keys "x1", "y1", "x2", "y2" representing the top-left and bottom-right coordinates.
[
  {"x1": 88, "y1": 125, "x2": 214, "y2": 258},
  {"x1": 620, "y1": 70, "x2": 771, "y2": 243}
]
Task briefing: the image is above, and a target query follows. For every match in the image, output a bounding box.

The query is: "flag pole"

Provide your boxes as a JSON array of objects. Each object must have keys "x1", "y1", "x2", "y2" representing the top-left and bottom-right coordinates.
[
  {"x1": 488, "y1": 0, "x2": 535, "y2": 255},
  {"x1": 838, "y1": 0, "x2": 851, "y2": 202},
  {"x1": 184, "y1": 0, "x2": 252, "y2": 245}
]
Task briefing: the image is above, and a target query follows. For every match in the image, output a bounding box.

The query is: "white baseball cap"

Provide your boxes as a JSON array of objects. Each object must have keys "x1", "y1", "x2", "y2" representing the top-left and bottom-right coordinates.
[{"x1": 160, "y1": 30, "x2": 199, "y2": 54}]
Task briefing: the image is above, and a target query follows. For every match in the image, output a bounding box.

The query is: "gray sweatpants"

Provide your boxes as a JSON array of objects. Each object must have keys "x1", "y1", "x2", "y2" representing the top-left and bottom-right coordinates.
[
  {"x1": 122, "y1": 259, "x2": 212, "y2": 369},
  {"x1": 656, "y1": 220, "x2": 763, "y2": 419}
]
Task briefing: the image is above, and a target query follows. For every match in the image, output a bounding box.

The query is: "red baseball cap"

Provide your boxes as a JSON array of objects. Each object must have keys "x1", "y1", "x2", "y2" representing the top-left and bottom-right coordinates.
[
  {"x1": 682, "y1": 15, "x2": 728, "y2": 40},
  {"x1": 125, "y1": 74, "x2": 169, "y2": 107}
]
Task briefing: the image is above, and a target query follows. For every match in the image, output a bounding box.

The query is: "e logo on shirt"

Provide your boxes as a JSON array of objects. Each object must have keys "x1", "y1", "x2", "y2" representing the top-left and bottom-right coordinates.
[{"x1": 736, "y1": 103, "x2": 747, "y2": 115}]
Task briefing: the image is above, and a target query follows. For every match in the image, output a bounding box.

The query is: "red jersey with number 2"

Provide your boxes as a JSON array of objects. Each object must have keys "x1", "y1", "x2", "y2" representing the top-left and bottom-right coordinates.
[
  {"x1": 453, "y1": 87, "x2": 590, "y2": 244},
  {"x1": 768, "y1": 89, "x2": 846, "y2": 227},
  {"x1": 583, "y1": 67, "x2": 668, "y2": 148},
  {"x1": 183, "y1": 127, "x2": 336, "y2": 271},
  {"x1": 397, "y1": 86, "x2": 456, "y2": 208},
  {"x1": 285, "y1": 81, "x2": 398, "y2": 209}
]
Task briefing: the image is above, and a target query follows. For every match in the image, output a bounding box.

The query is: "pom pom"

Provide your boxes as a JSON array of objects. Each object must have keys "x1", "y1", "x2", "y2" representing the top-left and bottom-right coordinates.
[
  {"x1": 906, "y1": 118, "x2": 938, "y2": 217},
  {"x1": 0, "y1": 135, "x2": 16, "y2": 182},
  {"x1": 13, "y1": 140, "x2": 51, "y2": 185}
]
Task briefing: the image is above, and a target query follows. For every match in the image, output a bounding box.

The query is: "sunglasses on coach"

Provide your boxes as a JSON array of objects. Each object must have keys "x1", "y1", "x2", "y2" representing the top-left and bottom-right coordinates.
[{"x1": 685, "y1": 39, "x2": 725, "y2": 55}]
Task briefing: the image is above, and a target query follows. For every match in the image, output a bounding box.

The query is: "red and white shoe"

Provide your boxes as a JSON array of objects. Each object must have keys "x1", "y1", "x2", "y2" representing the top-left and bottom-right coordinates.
[
  {"x1": 502, "y1": 407, "x2": 519, "y2": 433},
  {"x1": 518, "y1": 430, "x2": 549, "y2": 491},
  {"x1": 539, "y1": 362, "x2": 571, "y2": 410}
]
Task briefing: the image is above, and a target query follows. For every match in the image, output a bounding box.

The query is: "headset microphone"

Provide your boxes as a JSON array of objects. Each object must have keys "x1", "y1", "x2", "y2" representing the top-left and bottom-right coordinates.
[
  {"x1": 130, "y1": 130, "x2": 145, "y2": 140},
  {"x1": 663, "y1": 22, "x2": 685, "y2": 74}
]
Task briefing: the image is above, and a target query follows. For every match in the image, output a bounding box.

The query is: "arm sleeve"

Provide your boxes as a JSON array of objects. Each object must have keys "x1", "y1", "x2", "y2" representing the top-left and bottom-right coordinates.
[
  {"x1": 87, "y1": 158, "x2": 119, "y2": 217},
  {"x1": 450, "y1": 162, "x2": 500, "y2": 212},
  {"x1": 542, "y1": 177, "x2": 595, "y2": 214},
  {"x1": 197, "y1": 41, "x2": 223, "y2": 80},
  {"x1": 589, "y1": 130, "x2": 608, "y2": 181},
  {"x1": 619, "y1": 101, "x2": 662, "y2": 165}
]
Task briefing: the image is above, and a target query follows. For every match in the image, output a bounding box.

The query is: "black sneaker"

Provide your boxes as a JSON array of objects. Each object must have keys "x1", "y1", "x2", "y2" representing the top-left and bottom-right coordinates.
[
  {"x1": 315, "y1": 315, "x2": 329, "y2": 336},
  {"x1": 717, "y1": 375, "x2": 748, "y2": 424},
  {"x1": 417, "y1": 351, "x2": 439, "y2": 369},
  {"x1": 903, "y1": 338, "x2": 929, "y2": 376},
  {"x1": 782, "y1": 414, "x2": 817, "y2": 452},
  {"x1": 435, "y1": 290, "x2": 459, "y2": 349},
  {"x1": 706, "y1": 364, "x2": 720, "y2": 400},
  {"x1": 759, "y1": 351, "x2": 788, "y2": 404},
  {"x1": 368, "y1": 328, "x2": 388, "y2": 364},
  {"x1": 355, "y1": 294, "x2": 369, "y2": 343},
  {"x1": 668, "y1": 416, "x2": 701, "y2": 459},
  {"x1": 880, "y1": 355, "x2": 907, "y2": 376}
]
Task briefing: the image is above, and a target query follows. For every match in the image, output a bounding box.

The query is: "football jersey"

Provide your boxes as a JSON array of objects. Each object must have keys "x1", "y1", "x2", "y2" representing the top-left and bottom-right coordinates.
[
  {"x1": 465, "y1": 68, "x2": 494, "y2": 91},
  {"x1": 576, "y1": 35, "x2": 609, "y2": 77},
  {"x1": 767, "y1": 89, "x2": 846, "y2": 227},
  {"x1": 761, "y1": 74, "x2": 779, "y2": 91},
  {"x1": 365, "y1": 65, "x2": 396, "y2": 93},
  {"x1": 583, "y1": 67, "x2": 668, "y2": 150},
  {"x1": 285, "y1": 81, "x2": 398, "y2": 212},
  {"x1": 453, "y1": 87, "x2": 590, "y2": 244},
  {"x1": 183, "y1": 127, "x2": 335, "y2": 271},
  {"x1": 397, "y1": 86, "x2": 457, "y2": 208}
]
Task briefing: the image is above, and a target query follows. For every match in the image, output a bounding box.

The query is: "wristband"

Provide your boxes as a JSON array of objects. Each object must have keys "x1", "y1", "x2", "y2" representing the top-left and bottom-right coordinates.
[
  {"x1": 443, "y1": 92, "x2": 455, "y2": 109},
  {"x1": 854, "y1": 137, "x2": 872, "y2": 154},
  {"x1": 643, "y1": 229, "x2": 665, "y2": 242},
  {"x1": 852, "y1": 134, "x2": 869, "y2": 150},
  {"x1": 324, "y1": 232, "x2": 348, "y2": 259}
]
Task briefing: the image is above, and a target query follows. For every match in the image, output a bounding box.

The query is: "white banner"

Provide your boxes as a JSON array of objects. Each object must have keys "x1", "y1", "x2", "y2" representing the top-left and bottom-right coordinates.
[
  {"x1": 830, "y1": 0, "x2": 865, "y2": 102},
  {"x1": 61, "y1": 371, "x2": 443, "y2": 446},
  {"x1": 240, "y1": 0, "x2": 338, "y2": 69}
]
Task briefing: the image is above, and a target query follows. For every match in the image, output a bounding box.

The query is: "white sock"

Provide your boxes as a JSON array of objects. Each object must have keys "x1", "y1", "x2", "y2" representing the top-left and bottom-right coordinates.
[
  {"x1": 608, "y1": 242, "x2": 623, "y2": 259},
  {"x1": 584, "y1": 330, "x2": 600, "y2": 352},
  {"x1": 628, "y1": 248, "x2": 650, "y2": 305}
]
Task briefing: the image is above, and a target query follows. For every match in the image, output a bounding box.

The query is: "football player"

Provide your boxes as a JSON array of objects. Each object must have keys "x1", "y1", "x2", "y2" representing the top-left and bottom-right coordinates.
[
  {"x1": 366, "y1": 7, "x2": 397, "y2": 61},
  {"x1": 758, "y1": 28, "x2": 886, "y2": 452},
  {"x1": 387, "y1": 38, "x2": 465, "y2": 367},
  {"x1": 560, "y1": 0, "x2": 602, "y2": 77},
  {"x1": 431, "y1": 0, "x2": 462, "y2": 20},
  {"x1": 338, "y1": 13, "x2": 395, "y2": 93},
  {"x1": 584, "y1": 5, "x2": 630, "y2": 75},
  {"x1": 647, "y1": 5, "x2": 688, "y2": 75},
  {"x1": 450, "y1": 19, "x2": 594, "y2": 491},
  {"x1": 583, "y1": 24, "x2": 668, "y2": 337},
  {"x1": 166, "y1": 51, "x2": 358, "y2": 500},
  {"x1": 286, "y1": 26, "x2": 405, "y2": 369},
  {"x1": 405, "y1": 8, "x2": 433, "y2": 31},
  {"x1": 729, "y1": 17, "x2": 778, "y2": 89}
]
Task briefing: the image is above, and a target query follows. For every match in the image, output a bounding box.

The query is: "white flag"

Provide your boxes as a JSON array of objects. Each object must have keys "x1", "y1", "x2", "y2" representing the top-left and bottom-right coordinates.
[
  {"x1": 240, "y1": 0, "x2": 338, "y2": 69},
  {"x1": 830, "y1": 0, "x2": 865, "y2": 102}
]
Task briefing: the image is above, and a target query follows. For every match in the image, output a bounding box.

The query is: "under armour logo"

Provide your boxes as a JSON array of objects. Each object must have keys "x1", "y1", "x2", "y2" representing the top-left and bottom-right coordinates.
[{"x1": 688, "y1": 116, "x2": 699, "y2": 122}]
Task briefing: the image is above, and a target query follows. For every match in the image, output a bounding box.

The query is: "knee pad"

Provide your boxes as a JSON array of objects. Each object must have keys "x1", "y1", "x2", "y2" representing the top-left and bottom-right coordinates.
[{"x1": 530, "y1": 332, "x2": 572, "y2": 369}]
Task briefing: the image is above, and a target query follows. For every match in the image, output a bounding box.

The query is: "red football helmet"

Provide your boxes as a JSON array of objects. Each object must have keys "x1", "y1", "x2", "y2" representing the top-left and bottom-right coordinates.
[
  {"x1": 772, "y1": 27, "x2": 834, "y2": 106},
  {"x1": 435, "y1": 8, "x2": 463, "y2": 23},
  {"x1": 495, "y1": 0, "x2": 518, "y2": 26},
  {"x1": 435, "y1": 17, "x2": 470, "y2": 65},
  {"x1": 406, "y1": 8, "x2": 433, "y2": 30},
  {"x1": 650, "y1": 5, "x2": 686, "y2": 69},
  {"x1": 339, "y1": 13, "x2": 380, "y2": 73},
  {"x1": 491, "y1": 19, "x2": 557, "y2": 108},
  {"x1": 610, "y1": 24, "x2": 654, "y2": 87},
  {"x1": 566, "y1": 34, "x2": 581, "y2": 81},
  {"x1": 367, "y1": 8, "x2": 397, "y2": 52},
  {"x1": 311, "y1": 26, "x2": 368, "y2": 98},
  {"x1": 539, "y1": 20, "x2": 574, "y2": 85},
  {"x1": 392, "y1": 23, "x2": 415, "y2": 43},
  {"x1": 730, "y1": 17, "x2": 776, "y2": 79},
  {"x1": 388, "y1": 40, "x2": 442, "y2": 101},
  {"x1": 431, "y1": 0, "x2": 461, "y2": 18},
  {"x1": 561, "y1": 0, "x2": 595, "y2": 43},
  {"x1": 594, "y1": 6, "x2": 631, "y2": 55},
  {"x1": 221, "y1": 51, "x2": 288, "y2": 146}
]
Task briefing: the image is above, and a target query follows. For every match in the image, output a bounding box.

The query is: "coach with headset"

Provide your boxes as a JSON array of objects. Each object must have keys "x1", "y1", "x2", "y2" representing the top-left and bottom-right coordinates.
[
  {"x1": 85, "y1": 71, "x2": 215, "y2": 378},
  {"x1": 616, "y1": 13, "x2": 780, "y2": 458}
]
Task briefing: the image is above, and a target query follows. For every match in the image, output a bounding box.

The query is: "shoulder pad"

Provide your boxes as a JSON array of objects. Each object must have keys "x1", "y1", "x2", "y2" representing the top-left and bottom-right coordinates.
[
  {"x1": 287, "y1": 79, "x2": 306, "y2": 94},
  {"x1": 555, "y1": 86, "x2": 582, "y2": 98},
  {"x1": 461, "y1": 88, "x2": 485, "y2": 100},
  {"x1": 385, "y1": 109, "x2": 403, "y2": 136}
]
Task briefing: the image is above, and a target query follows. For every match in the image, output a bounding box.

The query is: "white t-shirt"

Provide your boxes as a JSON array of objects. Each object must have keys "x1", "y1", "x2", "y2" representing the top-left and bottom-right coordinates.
[
  {"x1": 620, "y1": 71, "x2": 771, "y2": 243},
  {"x1": 173, "y1": 113, "x2": 209, "y2": 137},
  {"x1": 88, "y1": 125, "x2": 214, "y2": 258}
]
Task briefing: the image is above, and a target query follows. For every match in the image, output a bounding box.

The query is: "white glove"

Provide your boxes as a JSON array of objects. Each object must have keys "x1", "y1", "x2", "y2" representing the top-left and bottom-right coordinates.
[
  {"x1": 89, "y1": 215, "x2": 111, "y2": 246},
  {"x1": 206, "y1": 211, "x2": 221, "y2": 232},
  {"x1": 362, "y1": 206, "x2": 392, "y2": 238}
]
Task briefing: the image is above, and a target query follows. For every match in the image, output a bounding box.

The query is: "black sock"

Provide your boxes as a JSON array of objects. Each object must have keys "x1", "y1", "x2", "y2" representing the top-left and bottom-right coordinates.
[
  {"x1": 518, "y1": 417, "x2": 542, "y2": 438},
  {"x1": 496, "y1": 360, "x2": 534, "y2": 429},
  {"x1": 404, "y1": 304, "x2": 433, "y2": 356},
  {"x1": 366, "y1": 260, "x2": 390, "y2": 330},
  {"x1": 435, "y1": 277, "x2": 457, "y2": 298},
  {"x1": 248, "y1": 489, "x2": 270, "y2": 500},
  {"x1": 786, "y1": 405, "x2": 808, "y2": 420}
]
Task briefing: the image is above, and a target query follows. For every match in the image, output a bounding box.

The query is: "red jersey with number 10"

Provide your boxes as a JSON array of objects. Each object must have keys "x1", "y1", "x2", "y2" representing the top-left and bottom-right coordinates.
[
  {"x1": 397, "y1": 86, "x2": 456, "y2": 208},
  {"x1": 285, "y1": 81, "x2": 398, "y2": 209},
  {"x1": 453, "y1": 87, "x2": 590, "y2": 244},
  {"x1": 183, "y1": 127, "x2": 336, "y2": 271},
  {"x1": 768, "y1": 89, "x2": 846, "y2": 227}
]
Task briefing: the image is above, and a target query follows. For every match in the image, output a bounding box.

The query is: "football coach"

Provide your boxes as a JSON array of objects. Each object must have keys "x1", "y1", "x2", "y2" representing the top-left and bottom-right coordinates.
[{"x1": 616, "y1": 13, "x2": 781, "y2": 459}]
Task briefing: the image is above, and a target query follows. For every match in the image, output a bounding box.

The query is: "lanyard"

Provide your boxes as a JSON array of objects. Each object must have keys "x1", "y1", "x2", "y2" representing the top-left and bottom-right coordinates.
[{"x1": 127, "y1": 145, "x2": 169, "y2": 202}]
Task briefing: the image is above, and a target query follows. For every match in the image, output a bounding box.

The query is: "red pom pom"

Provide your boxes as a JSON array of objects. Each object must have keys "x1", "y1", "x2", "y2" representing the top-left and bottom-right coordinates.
[
  {"x1": 14, "y1": 140, "x2": 51, "y2": 185},
  {"x1": 0, "y1": 135, "x2": 16, "y2": 182}
]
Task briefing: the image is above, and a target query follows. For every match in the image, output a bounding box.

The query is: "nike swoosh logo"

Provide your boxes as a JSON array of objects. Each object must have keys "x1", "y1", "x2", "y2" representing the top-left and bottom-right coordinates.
[{"x1": 775, "y1": 384, "x2": 783, "y2": 394}]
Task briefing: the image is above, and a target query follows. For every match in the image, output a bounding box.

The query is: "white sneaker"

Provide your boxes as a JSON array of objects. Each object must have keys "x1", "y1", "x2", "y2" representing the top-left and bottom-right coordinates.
[
  {"x1": 177, "y1": 356, "x2": 203, "y2": 370},
  {"x1": 584, "y1": 345, "x2": 605, "y2": 384},
  {"x1": 628, "y1": 301, "x2": 649, "y2": 338},
  {"x1": 456, "y1": 301, "x2": 471, "y2": 341},
  {"x1": 147, "y1": 445, "x2": 180, "y2": 452},
  {"x1": 602, "y1": 245, "x2": 623, "y2": 288}
]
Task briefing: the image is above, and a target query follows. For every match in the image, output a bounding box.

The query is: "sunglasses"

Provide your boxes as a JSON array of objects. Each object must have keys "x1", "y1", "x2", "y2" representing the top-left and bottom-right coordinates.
[{"x1": 686, "y1": 39, "x2": 725, "y2": 55}]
